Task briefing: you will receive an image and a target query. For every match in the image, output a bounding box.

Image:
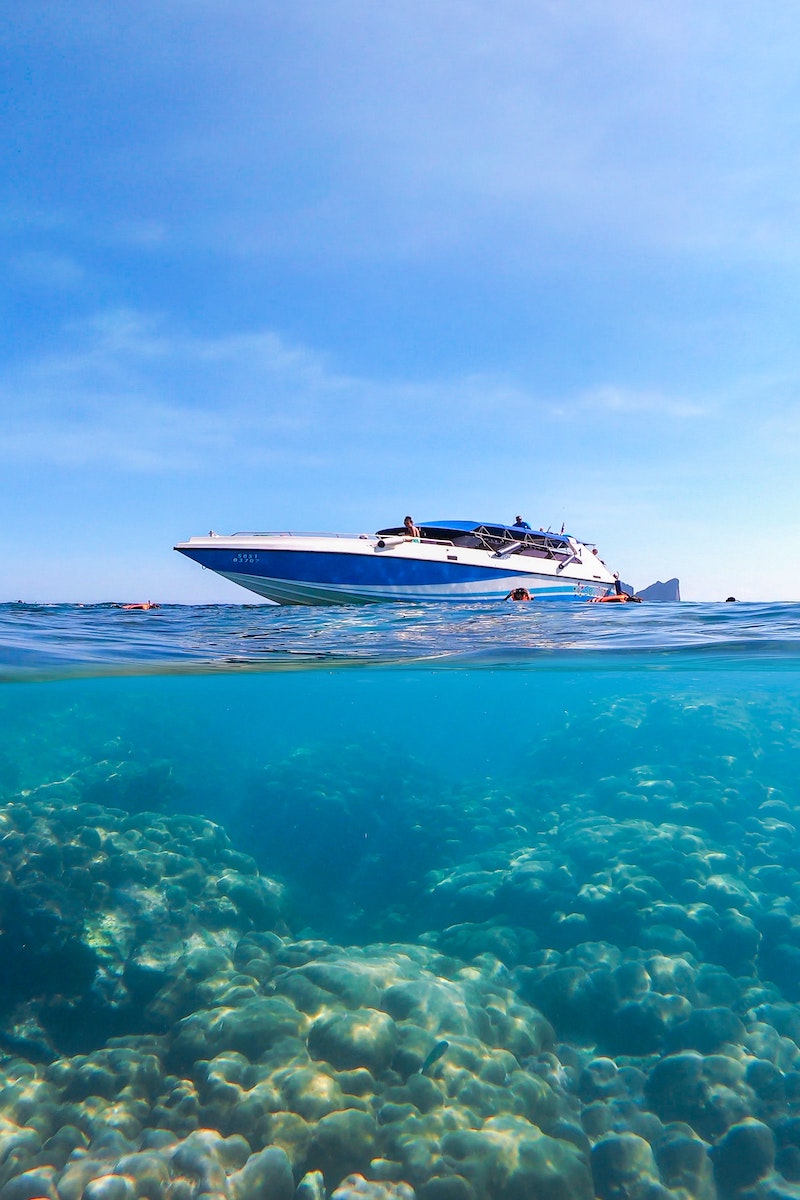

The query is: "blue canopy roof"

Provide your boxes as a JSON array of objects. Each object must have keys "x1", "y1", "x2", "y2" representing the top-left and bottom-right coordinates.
[{"x1": 422, "y1": 519, "x2": 571, "y2": 545}]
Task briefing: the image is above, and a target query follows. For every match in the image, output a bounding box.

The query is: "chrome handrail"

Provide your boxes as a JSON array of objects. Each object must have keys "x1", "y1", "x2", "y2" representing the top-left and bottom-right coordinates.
[{"x1": 228, "y1": 531, "x2": 372, "y2": 539}]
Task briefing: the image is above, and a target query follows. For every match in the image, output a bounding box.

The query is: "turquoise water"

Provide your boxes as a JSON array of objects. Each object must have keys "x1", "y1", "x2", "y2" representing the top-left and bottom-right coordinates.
[{"x1": 3, "y1": 601, "x2": 800, "y2": 1200}]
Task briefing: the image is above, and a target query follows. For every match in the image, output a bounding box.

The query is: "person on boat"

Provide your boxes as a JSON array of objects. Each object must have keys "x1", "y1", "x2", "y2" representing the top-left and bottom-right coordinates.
[
  {"x1": 512, "y1": 516, "x2": 531, "y2": 529},
  {"x1": 121, "y1": 601, "x2": 160, "y2": 610},
  {"x1": 404, "y1": 516, "x2": 421, "y2": 539},
  {"x1": 506, "y1": 587, "x2": 532, "y2": 601}
]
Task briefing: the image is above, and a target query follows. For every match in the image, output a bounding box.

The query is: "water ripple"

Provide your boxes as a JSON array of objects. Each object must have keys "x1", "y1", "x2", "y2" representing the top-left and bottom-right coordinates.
[{"x1": 2, "y1": 600, "x2": 800, "y2": 677}]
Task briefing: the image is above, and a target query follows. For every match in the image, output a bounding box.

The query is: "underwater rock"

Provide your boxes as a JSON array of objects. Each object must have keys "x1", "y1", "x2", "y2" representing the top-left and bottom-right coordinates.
[
  {"x1": 0, "y1": 935, "x2": 560, "y2": 1198},
  {"x1": 169, "y1": 1128, "x2": 250, "y2": 1196},
  {"x1": 295, "y1": 1171, "x2": 326, "y2": 1200},
  {"x1": 441, "y1": 1116, "x2": 593, "y2": 1200},
  {"x1": 12, "y1": 693, "x2": 800, "y2": 1200},
  {"x1": 577, "y1": 1058, "x2": 625, "y2": 1104},
  {"x1": 380, "y1": 979, "x2": 470, "y2": 1035},
  {"x1": 308, "y1": 1110, "x2": 378, "y2": 1185},
  {"x1": 229, "y1": 1145, "x2": 294, "y2": 1200},
  {"x1": 0, "y1": 794, "x2": 286, "y2": 1054},
  {"x1": 330, "y1": 1176, "x2": 415, "y2": 1200},
  {"x1": 591, "y1": 1133, "x2": 660, "y2": 1200},
  {"x1": 112, "y1": 1153, "x2": 171, "y2": 1200},
  {"x1": 274, "y1": 1066, "x2": 346, "y2": 1123},
  {"x1": 308, "y1": 1010, "x2": 398, "y2": 1075},
  {"x1": 745, "y1": 1058, "x2": 789, "y2": 1124},
  {"x1": 517, "y1": 965, "x2": 600, "y2": 1041},
  {"x1": 654, "y1": 1126, "x2": 715, "y2": 1200},
  {"x1": 668, "y1": 1007, "x2": 747, "y2": 1055},
  {"x1": 611, "y1": 991, "x2": 692, "y2": 1055},
  {"x1": 81, "y1": 1175, "x2": 136, "y2": 1200},
  {"x1": 644, "y1": 1052, "x2": 754, "y2": 1142},
  {"x1": 430, "y1": 922, "x2": 538, "y2": 968},
  {"x1": 710, "y1": 1119, "x2": 776, "y2": 1195},
  {"x1": 172, "y1": 995, "x2": 308, "y2": 1064},
  {"x1": 0, "y1": 1167, "x2": 60, "y2": 1200},
  {"x1": 297, "y1": 963, "x2": 384, "y2": 1011},
  {"x1": 774, "y1": 1117, "x2": 800, "y2": 1183}
]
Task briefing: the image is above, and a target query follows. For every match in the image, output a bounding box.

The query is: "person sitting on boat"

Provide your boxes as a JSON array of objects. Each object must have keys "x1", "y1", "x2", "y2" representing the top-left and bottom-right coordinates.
[
  {"x1": 404, "y1": 516, "x2": 421, "y2": 539},
  {"x1": 512, "y1": 515, "x2": 531, "y2": 529},
  {"x1": 506, "y1": 587, "x2": 532, "y2": 601}
]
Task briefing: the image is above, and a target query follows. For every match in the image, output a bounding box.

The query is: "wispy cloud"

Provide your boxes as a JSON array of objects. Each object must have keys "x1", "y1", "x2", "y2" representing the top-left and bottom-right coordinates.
[
  {"x1": 0, "y1": 309, "x2": 730, "y2": 480},
  {"x1": 0, "y1": 311, "x2": 526, "y2": 471},
  {"x1": 574, "y1": 385, "x2": 710, "y2": 419},
  {"x1": 0, "y1": 312, "x2": 320, "y2": 471}
]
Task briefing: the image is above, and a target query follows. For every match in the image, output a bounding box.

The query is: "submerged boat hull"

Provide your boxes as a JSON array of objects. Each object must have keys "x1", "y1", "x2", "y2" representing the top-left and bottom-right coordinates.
[{"x1": 175, "y1": 531, "x2": 617, "y2": 605}]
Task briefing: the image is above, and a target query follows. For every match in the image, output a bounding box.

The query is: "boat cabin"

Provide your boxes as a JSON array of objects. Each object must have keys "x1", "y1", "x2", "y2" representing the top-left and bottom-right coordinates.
[{"x1": 375, "y1": 520, "x2": 584, "y2": 563}]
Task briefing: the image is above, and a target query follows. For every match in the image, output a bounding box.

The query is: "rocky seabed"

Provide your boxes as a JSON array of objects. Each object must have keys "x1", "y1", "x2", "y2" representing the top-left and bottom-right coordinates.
[{"x1": 5, "y1": 697, "x2": 800, "y2": 1200}]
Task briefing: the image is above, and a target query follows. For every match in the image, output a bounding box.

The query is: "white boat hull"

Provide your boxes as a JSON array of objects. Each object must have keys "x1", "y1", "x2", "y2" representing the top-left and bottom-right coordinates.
[{"x1": 175, "y1": 531, "x2": 617, "y2": 605}]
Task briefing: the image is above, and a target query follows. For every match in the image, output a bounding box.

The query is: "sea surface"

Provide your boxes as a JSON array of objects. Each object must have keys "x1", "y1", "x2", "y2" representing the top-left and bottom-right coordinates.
[{"x1": 2, "y1": 599, "x2": 800, "y2": 1200}]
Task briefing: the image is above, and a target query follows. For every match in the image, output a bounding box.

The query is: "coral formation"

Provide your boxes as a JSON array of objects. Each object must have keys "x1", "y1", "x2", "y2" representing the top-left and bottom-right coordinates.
[{"x1": 4, "y1": 691, "x2": 800, "y2": 1199}]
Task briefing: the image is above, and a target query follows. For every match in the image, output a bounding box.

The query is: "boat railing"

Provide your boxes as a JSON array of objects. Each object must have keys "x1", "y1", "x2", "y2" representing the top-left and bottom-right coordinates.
[
  {"x1": 228, "y1": 531, "x2": 374, "y2": 539},
  {"x1": 210, "y1": 529, "x2": 576, "y2": 553},
  {"x1": 472, "y1": 530, "x2": 579, "y2": 563},
  {"x1": 208, "y1": 531, "x2": 459, "y2": 546}
]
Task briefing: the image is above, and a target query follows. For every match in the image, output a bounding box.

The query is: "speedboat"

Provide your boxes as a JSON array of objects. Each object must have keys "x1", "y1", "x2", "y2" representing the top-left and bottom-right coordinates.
[{"x1": 174, "y1": 520, "x2": 618, "y2": 605}]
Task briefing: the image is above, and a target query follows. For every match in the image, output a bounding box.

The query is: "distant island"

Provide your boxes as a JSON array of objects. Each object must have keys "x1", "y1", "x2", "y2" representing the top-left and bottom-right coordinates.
[{"x1": 636, "y1": 578, "x2": 681, "y2": 602}]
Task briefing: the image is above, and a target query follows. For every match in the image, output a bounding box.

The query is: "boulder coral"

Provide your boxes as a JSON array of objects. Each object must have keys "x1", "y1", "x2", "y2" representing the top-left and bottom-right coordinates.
[{"x1": 4, "y1": 690, "x2": 800, "y2": 1199}]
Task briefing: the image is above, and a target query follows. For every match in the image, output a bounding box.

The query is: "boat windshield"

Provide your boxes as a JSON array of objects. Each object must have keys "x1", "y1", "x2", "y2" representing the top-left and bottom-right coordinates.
[{"x1": 375, "y1": 521, "x2": 577, "y2": 555}]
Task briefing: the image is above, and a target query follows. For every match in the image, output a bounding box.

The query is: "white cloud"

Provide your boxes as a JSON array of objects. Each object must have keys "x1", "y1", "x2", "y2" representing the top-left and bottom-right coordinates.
[
  {"x1": 575, "y1": 385, "x2": 710, "y2": 419},
  {"x1": 0, "y1": 309, "x2": 700, "y2": 475},
  {"x1": 0, "y1": 306, "x2": 742, "y2": 504},
  {"x1": 0, "y1": 313, "x2": 324, "y2": 471}
]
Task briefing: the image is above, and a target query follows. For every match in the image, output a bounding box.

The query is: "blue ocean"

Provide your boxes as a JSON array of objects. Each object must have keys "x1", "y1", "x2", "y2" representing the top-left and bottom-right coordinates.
[{"x1": 2, "y1": 600, "x2": 800, "y2": 1200}]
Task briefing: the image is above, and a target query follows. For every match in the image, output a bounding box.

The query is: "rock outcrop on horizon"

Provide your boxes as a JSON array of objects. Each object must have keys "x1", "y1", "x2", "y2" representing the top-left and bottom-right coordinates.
[{"x1": 636, "y1": 578, "x2": 681, "y2": 601}]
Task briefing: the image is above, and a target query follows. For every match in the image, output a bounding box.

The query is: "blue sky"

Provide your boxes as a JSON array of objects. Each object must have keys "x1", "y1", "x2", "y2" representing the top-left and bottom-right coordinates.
[{"x1": 4, "y1": 1, "x2": 800, "y2": 601}]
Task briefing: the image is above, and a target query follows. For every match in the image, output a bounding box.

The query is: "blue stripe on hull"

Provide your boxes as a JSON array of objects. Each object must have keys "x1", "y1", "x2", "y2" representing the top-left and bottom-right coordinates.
[
  {"x1": 180, "y1": 545, "x2": 609, "y2": 603},
  {"x1": 183, "y1": 547, "x2": 528, "y2": 587}
]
